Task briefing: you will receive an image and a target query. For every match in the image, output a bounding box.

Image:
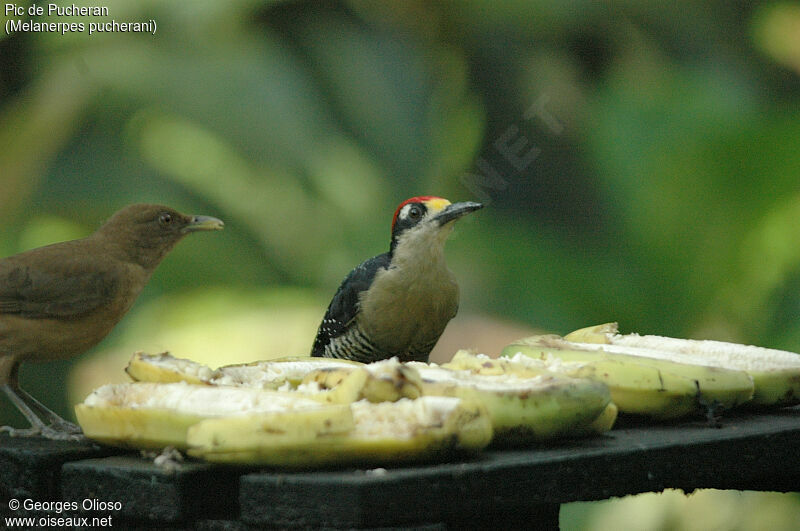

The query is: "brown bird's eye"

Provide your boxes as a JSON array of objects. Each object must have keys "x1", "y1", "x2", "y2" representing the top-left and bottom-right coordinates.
[
  {"x1": 408, "y1": 206, "x2": 422, "y2": 219},
  {"x1": 159, "y1": 213, "x2": 173, "y2": 225}
]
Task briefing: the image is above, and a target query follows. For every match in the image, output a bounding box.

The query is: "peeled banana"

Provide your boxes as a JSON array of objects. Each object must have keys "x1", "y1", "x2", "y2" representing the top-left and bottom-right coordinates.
[
  {"x1": 502, "y1": 331, "x2": 756, "y2": 419},
  {"x1": 568, "y1": 323, "x2": 800, "y2": 407}
]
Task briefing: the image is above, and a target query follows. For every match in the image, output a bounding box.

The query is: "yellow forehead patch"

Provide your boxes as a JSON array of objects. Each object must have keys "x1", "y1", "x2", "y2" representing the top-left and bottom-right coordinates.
[{"x1": 425, "y1": 198, "x2": 451, "y2": 213}]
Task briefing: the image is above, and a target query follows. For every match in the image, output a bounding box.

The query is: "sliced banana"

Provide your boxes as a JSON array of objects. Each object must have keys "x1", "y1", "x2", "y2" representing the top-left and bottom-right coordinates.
[
  {"x1": 444, "y1": 350, "x2": 620, "y2": 432},
  {"x1": 126, "y1": 352, "x2": 419, "y2": 403},
  {"x1": 188, "y1": 396, "x2": 493, "y2": 466},
  {"x1": 75, "y1": 381, "x2": 492, "y2": 466},
  {"x1": 75, "y1": 382, "x2": 350, "y2": 450},
  {"x1": 408, "y1": 355, "x2": 613, "y2": 443},
  {"x1": 572, "y1": 322, "x2": 800, "y2": 407},
  {"x1": 125, "y1": 351, "x2": 214, "y2": 385},
  {"x1": 503, "y1": 331, "x2": 756, "y2": 419},
  {"x1": 126, "y1": 352, "x2": 360, "y2": 388}
]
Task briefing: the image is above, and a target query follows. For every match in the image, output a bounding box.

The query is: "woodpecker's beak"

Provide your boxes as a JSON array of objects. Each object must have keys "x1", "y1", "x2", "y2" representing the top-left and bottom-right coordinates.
[
  {"x1": 182, "y1": 215, "x2": 225, "y2": 233},
  {"x1": 432, "y1": 201, "x2": 483, "y2": 226}
]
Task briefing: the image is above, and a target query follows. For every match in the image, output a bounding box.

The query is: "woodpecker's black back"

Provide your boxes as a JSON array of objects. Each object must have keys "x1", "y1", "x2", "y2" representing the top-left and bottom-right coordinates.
[{"x1": 311, "y1": 253, "x2": 391, "y2": 359}]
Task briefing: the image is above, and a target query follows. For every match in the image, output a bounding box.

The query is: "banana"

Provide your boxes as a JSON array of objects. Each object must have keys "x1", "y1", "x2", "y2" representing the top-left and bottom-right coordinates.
[
  {"x1": 126, "y1": 351, "x2": 215, "y2": 385},
  {"x1": 75, "y1": 403, "x2": 203, "y2": 450},
  {"x1": 209, "y1": 356, "x2": 362, "y2": 389},
  {"x1": 447, "y1": 349, "x2": 697, "y2": 418},
  {"x1": 502, "y1": 350, "x2": 704, "y2": 419},
  {"x1": 407, "y1": 357, "x2": 612, "y2": 443},
  {"x1": 564, "y1": 322, "x2": 619, "y2": 344},
  {"x1": 588, "y1": 402, "x2": 618, "y2": 434},
  {"x1": 188, "y1": 396, "x2": 493, "y2": 466},
  {"x1": 76, "y1": 380, "x2": 492, "y2": 466},
  {"x1": 444, "y1": 350, "x2": 620, "y2": 433},
  {"x1": 126, "y1": 352, "x2": 361, "y2": 388},
  {"x1": 93, "y1": 350, "x2": 615, "y2": 463},
  {"x1": 75, "y1": 382, "x2": 352, "y2": 450},
  {"x1": 126, "y1": 352, "x2": 420, "y2": 404},
  {"x1": 302, "y1": 357, "x2": 423, "y2": 403},
  {"x1": 442, "y1": 349, "x2": 554, "y2": 378},
  {"x1": 573, "y1": 322, "x2": 800, "y2": 407},
  {"x1": 503, "y1": 334, "x2": 756, "y2": 419}
]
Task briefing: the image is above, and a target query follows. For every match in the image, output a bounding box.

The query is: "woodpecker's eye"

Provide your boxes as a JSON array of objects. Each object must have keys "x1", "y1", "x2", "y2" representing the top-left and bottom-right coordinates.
[
  {"x1": 159, "y1": 213, "x2": 173, "y2": 226},
  {"x1": 408, "y1": 205, "x2": 422, "y2": 220}
]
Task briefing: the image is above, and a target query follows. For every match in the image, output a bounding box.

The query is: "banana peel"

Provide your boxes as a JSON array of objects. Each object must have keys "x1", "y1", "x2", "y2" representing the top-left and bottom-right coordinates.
[{"x1": 571, "y1": 322, "x2": 800, "y2": 407}]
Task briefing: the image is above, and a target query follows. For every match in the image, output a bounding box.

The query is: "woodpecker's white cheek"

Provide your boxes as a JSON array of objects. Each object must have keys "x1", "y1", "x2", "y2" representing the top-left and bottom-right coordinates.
[{"x1": 398, "y1": 204, "x2": 413, "y2": 220}]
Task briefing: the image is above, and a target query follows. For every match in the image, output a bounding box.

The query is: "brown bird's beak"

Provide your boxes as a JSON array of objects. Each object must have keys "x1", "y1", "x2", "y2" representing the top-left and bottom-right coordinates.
[{"x1": 182, "y1": 215, "x2": 225, "y2": 233}]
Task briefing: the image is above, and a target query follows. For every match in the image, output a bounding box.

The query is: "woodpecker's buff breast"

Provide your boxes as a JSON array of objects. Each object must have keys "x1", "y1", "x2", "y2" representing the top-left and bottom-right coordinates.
[
  {"x1": 311, "y1": 197, "x2": 483, "y2": 362},
  {"x1": 358, "y1": 217, "x2": 458, "y2": 359}
]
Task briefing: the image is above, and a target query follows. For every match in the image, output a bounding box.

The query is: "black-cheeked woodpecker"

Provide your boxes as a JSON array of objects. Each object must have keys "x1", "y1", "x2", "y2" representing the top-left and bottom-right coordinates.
[{"x1": 311, "y1": 196, "x2": 483, "y2": 362}]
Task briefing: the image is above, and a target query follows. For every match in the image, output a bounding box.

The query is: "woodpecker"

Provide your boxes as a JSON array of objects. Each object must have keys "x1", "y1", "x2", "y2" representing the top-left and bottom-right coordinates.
[{"x1": 311, "y1": 196, "x2": 483, "y2": 363}]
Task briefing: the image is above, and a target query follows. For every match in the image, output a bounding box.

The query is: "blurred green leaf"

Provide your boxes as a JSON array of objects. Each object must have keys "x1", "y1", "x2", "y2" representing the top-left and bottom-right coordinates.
[{"x1": 752, "y1": 3, "x2": 800, "y2": 74}]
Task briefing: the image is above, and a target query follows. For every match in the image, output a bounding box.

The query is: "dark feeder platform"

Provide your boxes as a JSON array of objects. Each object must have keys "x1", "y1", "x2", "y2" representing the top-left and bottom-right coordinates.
[{"x1": 2, "y1": 406, "x2": 799, "y2": 529}]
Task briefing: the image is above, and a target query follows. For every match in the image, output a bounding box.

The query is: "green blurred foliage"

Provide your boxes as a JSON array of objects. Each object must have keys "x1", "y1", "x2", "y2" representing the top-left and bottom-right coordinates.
[
  {"x1": 1, "y1": 0, "x2": 800, "y2": 525},
  {"x1": 562, "y1": 489, "x2": 800, "y2": 531}
]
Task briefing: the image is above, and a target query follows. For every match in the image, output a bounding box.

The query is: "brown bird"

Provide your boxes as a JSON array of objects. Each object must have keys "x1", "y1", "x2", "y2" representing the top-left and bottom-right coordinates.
[{"x1": 0, "y1": 204, "x2": 223, "y2": 440}]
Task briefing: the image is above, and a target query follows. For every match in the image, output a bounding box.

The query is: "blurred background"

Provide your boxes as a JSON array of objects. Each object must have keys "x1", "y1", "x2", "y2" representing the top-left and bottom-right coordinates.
[{"x1": 1, "y1": 1, "x2": 799, "y2": 528}]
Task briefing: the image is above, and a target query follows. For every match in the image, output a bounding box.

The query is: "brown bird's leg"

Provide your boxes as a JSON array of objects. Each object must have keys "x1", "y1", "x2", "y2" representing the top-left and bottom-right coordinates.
[
  {"x1": 0, "y1": 363, "x2": 84, "y2": 441},
  {"x1": 14, "y1": 386, "x2": 83, "y2": 433}
]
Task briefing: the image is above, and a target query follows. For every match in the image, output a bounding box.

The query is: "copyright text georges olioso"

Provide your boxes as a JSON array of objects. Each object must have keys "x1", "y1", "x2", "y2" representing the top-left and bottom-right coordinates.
[{"x1": 5, "y1": 498, "x2": 120, "y2": 528}]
